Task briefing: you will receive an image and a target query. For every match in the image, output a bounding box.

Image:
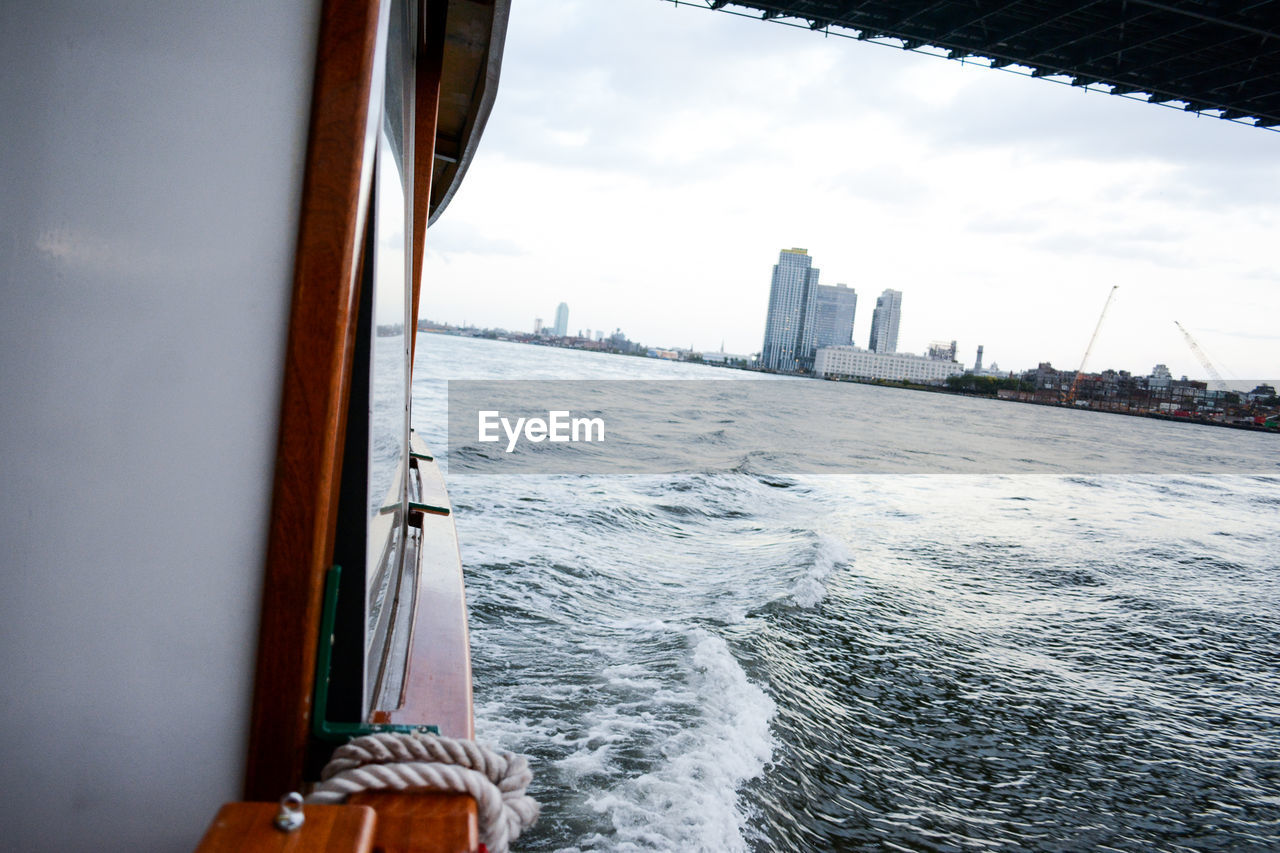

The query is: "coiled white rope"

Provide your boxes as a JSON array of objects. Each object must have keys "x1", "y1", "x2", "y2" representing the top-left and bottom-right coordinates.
[{"x1": 306, "y1": 732, "x2": 538, "y2": 853}]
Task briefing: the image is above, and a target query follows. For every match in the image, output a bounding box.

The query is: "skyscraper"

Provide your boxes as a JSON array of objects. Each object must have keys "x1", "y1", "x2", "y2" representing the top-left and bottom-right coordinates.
[
  {"x1": 868, "y1": 289, "x2": 902, "y2": 353},
  {"x1": 761, "y1": 248, "x2": 820, "y2": 372},
  {"x1": 553, "y1": 302, "x2": 569, "y2": 337},
  {"x1": 811, "y1": 283, "x2": 858, "y2": 350}
]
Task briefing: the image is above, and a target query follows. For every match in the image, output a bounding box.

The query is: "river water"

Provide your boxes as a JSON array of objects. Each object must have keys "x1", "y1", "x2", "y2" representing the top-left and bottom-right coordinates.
[{"x1": 413, "y1": 333, "x2": 1280, "y2": 852}]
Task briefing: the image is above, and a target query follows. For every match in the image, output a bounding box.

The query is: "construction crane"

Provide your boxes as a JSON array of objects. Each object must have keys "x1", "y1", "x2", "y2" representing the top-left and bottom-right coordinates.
[
  {"x1": 1065, "y1": 285, "x2": 1118, "y2": 405},
  {"x1": 1174, "y1": 321, "x2": 1230, "y2": 393}
]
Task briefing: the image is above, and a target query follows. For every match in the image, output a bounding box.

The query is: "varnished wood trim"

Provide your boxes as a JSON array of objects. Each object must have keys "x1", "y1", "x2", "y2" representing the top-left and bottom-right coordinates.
[
  {"x1": 196, "y1": 803, "x2": 377, "y2": 852},
  {"x1": 373, "y1": 437, "x2": 474, "y2": 737},
  {"x1": 410, "y1": 0, "x2": 446, "y2": 371},
  {"x1": 245, "y1": 0, "x2": 383, "y2": 801},
  {"x1": 348, "y1": 792, "x2": 477, "y2": 853}
]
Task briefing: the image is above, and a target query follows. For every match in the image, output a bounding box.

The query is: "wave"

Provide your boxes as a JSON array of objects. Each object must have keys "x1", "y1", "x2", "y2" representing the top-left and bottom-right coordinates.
[
  {"x1": 569, "y1": 627, "x2": 776, "y2": 852},
  {"x1": 790, "y1": 533, "x2": 850, "y2": 608}
]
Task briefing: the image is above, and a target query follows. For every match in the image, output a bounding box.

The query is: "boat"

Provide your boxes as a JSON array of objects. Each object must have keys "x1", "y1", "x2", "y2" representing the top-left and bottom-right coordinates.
[
  {"x1": 2, "y1": 1, "x2": 512, "y2": 849},
  {"x1": 2, "y1": 2, "x2": 1275, "y2": 851}
]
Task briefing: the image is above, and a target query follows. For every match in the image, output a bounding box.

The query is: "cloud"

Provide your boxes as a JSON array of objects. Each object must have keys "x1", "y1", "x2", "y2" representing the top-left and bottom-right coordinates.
[
  {"x1": 422, "y1": 0, "x2": 1280, "y2": 378},
  {"x1": 426, "y1": 219, "x2": 527, "y2": 259}
]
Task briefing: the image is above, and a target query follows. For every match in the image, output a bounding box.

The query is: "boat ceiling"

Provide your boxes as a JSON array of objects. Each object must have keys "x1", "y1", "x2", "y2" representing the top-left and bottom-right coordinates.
[
  {"x1": 431, "y1": 0, "x2": 509, "y2": 224},
  {"x1": 704, "y1": 0, "x2": 1280, "y2": 128}
]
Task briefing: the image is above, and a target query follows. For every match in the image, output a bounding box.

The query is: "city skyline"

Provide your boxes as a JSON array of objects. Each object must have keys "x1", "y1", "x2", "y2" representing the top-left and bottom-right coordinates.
[
  {"x1": 420, "y1": 0, "x2": 1278, "y2": 381},
  {"x1": 465, "y1": 264, "x2": 1248, "y2": 385},
  {"x1": 441, "y1": 282, "x2": 1268, "y2": 384},
  {"x1": 423, "y1": 313, "x2": 1272, "y2": 391}
]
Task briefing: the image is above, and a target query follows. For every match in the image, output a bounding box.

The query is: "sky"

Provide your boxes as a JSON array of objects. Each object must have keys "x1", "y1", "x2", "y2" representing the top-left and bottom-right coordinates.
[{"x1": 421, "y1": 0, "x2": 1279, "y2": 381}]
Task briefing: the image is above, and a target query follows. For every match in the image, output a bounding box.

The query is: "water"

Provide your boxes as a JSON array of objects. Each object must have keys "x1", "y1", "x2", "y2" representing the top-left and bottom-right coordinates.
[{"x1": 412, "y1": 334, "x2": 1280, "y2": 852}]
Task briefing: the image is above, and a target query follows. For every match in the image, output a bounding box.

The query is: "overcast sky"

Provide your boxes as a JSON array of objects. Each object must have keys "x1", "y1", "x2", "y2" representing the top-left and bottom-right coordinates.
[{"x1": 422, "y1": 0, "x2": 1278, "y2": 381}]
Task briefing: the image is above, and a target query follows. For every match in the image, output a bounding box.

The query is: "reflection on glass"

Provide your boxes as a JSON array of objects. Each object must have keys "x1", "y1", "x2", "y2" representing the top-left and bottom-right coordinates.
[
  {"x1": 367, "y1": 131, "x2": 407, "y2": 524},
  {"x1": 366, "y1": 0, "x2": 412, "y2": 707}
]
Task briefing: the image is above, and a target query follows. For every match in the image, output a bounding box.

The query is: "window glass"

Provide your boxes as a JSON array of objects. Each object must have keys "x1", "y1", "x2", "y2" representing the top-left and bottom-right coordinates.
[{"x1": 365, "y1": 0, "x2": 412, "y2": 706}]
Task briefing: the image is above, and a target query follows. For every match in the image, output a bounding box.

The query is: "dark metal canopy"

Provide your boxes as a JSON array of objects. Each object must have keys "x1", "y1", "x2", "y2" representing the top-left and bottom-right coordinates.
[{"x1": 705, "y1": 0, "x2": 1280, "y2": 127}]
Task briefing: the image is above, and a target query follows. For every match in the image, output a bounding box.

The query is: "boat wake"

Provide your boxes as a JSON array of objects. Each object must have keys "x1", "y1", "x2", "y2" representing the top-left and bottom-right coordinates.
[
  {"x1": 569, "y1": 627, "x2": 775, "y2": 852},
  {"x1": 789, "y1": 534, "x2": 849, "y2": 608},
  {"x1": 472, "y1": 617, "x2": 776, "y2": 852}
]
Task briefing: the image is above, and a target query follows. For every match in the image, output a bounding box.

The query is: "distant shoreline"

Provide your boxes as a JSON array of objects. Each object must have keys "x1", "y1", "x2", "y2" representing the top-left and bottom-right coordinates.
[{"x1": 422, "y1": 330, "x2": 1279, "y2": 435}]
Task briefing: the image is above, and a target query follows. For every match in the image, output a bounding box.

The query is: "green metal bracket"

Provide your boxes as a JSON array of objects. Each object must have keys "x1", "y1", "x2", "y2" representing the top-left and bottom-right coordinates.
[
  {"x1": 312, "y1": 565, "x2": 439, "y2": 742},
  {"x1": 409, "y1": 500, "x2": 450, "y2": 516},
  {"x1": 410, "y1": 450, "x2": 434, "y2": 462}
]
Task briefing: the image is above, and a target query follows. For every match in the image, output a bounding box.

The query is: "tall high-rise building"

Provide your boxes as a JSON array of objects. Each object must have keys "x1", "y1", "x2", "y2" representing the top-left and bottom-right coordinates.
[
  {"x1": 811, "y1": 283, "x2": 858, "y2": 350},
  {"x1": 761, "y1": 248, "x2": 821, "y2": 372},
  {"x1": 868, "y1": 289, "x2": 903, "y2": 353},
  {"x1": 553, "y1": 302, "x2": 569, "y2": 337}
]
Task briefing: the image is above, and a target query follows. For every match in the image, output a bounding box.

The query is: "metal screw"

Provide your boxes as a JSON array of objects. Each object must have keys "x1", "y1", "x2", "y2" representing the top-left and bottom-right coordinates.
[{"x1": 274, "y1": 792, "x2": 305, "y2": 832}]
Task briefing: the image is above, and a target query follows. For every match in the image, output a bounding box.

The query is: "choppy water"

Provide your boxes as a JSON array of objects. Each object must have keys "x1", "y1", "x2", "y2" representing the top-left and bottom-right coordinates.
[{"x1": 413, "y1": 334, "x2": 1280, "y2": 852}]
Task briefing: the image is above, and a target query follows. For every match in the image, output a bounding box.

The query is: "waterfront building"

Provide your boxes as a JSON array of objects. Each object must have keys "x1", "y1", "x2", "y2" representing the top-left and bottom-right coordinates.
[
  {"x1": 553, "y1": 302, "x2": 569, "y2": 337},
  {"x1": 815, "y1": 345, "x2": 962, "y2": 384},
  {"x1": 968, "y1": 345, "x2": 1006, "y2": 378},
  {"x1": 811, "y1": 283, "x2": 858, "y2": 350},
  {"x1": 868, "y1": 289, "x2": 902, "y2": 353},
  {"x1": 927, "y1": 340, "x2": 957, "y2": 362},
  {"x1": 865, "y1": 286, "x2": 906, "y2": 350},
  {"x1": 1247, "y1": 383, "x2": 1277, "y2": 403},
  {"x1": 761, "y1": 248, "x2": 821, "y2": 372},
  {"x1": 533, "y1": 317, "x2": 543, "y2": 335},
  {"x1": 607, "y1": 328, "x2": 639, "y2": 353},
  {"x1": 1027, "y1": 362, "x2": 1073, "y2": 394}
]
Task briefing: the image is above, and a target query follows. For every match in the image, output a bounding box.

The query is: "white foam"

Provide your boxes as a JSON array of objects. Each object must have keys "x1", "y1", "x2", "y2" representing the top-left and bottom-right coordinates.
[
  {"x1": 576, "y1": 628, "x2": 777, "y2": 851},
  {"x1": 601, "y1": 662, "x2": 664, "y2": 691},
  {"x1": 791, "y1": 533, "x2": 850, "y2": 608}
]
